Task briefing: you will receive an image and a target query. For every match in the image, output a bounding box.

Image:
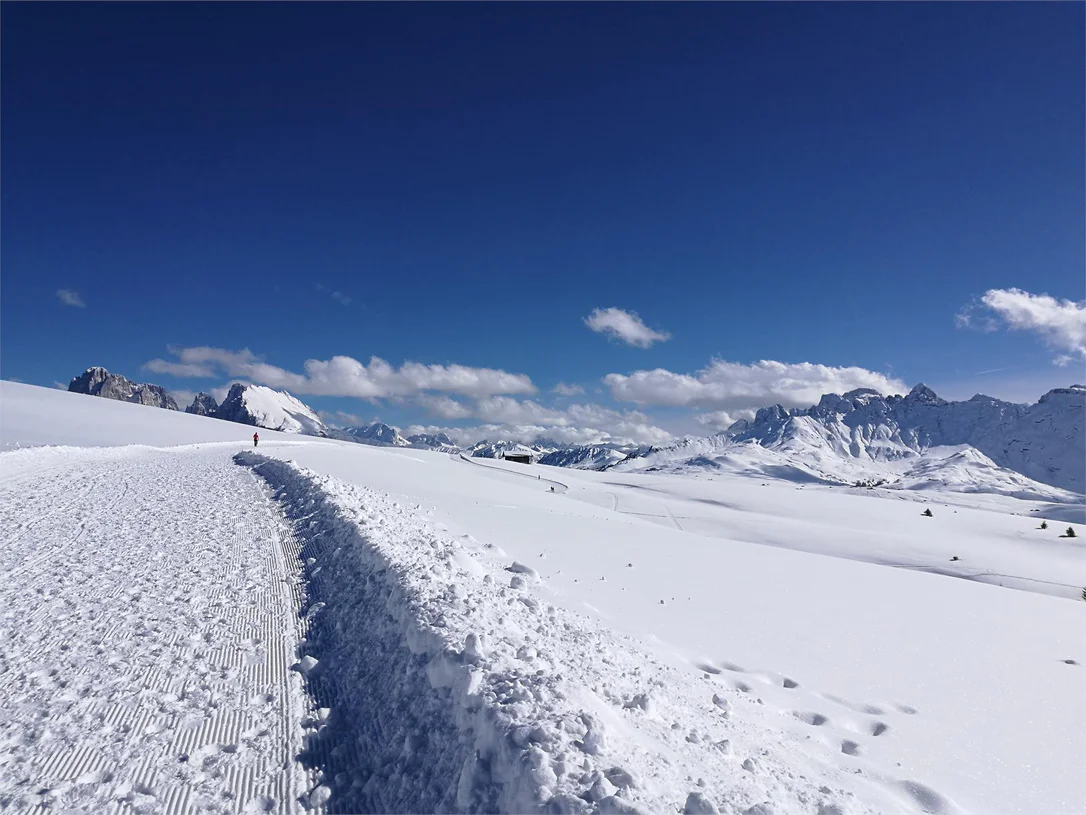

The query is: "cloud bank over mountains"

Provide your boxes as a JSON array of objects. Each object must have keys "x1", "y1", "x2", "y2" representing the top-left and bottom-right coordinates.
[
  {"x1": 605, "y1": 360, "x2": 907, "y2": 411},
  {"x1": 145, "y1": 347, "x2": 536, "y2": 400},
  {"x1": 143, "y1": 346, "x2": 909, "y2": 445},
  {"x1": 137, "y1": 288, "x2": 1077, "y2": 445}
]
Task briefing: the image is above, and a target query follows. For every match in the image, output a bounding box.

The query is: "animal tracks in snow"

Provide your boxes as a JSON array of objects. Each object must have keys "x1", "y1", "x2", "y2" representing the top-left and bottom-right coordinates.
[{"x1": 693, "y1": 653, "x2": 934, "y2": 801}]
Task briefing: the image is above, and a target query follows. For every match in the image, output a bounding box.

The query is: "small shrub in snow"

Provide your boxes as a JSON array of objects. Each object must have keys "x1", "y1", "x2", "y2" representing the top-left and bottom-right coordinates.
[
  {"x1": 1040, "y1": 521, "x2": 1048, "y2": 530},
  {"x1": 922, "y1": 508, "x2": 933, "y2": 517},
  {"x1": 1065, "y1": 526, "x2": 1077, "y2": 538}
]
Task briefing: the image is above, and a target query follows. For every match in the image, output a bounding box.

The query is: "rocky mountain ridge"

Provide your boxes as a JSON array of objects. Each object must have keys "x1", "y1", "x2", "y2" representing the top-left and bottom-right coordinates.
[{"x1": 68, "y1": 367, "x2": 178, "y2": 411}]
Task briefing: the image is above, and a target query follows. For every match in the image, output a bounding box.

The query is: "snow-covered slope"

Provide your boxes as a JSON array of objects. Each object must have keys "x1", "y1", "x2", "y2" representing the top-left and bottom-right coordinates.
[
  {"x1": 68, "y1": 366, "x2": 179, "y2": 411},
  {"x1": 214, "y1": 383, "x2": 327, "y2": 435},
  {"x1": 0, "y1": 381, "x2": 321, "y2": 450},
  {"x1": 617, "y1": 384, "x2": 1085, "y2": 501},
  {"x1": 2, "y1": 380, "x2": 1084, "y2": 814}
]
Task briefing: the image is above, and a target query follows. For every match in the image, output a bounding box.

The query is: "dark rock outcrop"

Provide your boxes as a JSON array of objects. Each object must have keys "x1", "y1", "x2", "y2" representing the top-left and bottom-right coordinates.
[
  {"x1": 185, "y1": 392, "x2": 219, "y2": 416},
  {"x1": 68, "y1": 367, "x2": 179, "y2": 411}
]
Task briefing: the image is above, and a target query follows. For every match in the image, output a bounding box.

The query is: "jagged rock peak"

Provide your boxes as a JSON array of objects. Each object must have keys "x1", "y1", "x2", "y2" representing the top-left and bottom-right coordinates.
[
  {"x1": 68, "y1": 366, "x2": 179, "y2": 411},
  {"x1": 185, "y1": 392, "x2": 219, "y2": 416},
  {"x1": 905, "y1": 383, "x2": 945, "y2": 405}
]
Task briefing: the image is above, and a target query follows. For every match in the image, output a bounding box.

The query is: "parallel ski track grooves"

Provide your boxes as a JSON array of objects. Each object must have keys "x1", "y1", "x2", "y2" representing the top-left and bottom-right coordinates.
[{"x1": 1, "y1": 450, "x2": 313, "y2": 815}]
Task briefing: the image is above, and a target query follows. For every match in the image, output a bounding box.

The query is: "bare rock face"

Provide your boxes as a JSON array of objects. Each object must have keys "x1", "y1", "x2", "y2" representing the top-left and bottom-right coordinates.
[
  {"x1": 185, "y1": 392, "x2": 219, "y2": 416},
  {"x1": 68, "y1": 366, "x2": 179, "y2": 411}
]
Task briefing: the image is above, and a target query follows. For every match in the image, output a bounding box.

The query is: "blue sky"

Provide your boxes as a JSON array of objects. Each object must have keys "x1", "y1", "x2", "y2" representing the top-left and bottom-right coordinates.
[{"x1": 2, "y1": 3, "x2": 1083, "y2": 443}]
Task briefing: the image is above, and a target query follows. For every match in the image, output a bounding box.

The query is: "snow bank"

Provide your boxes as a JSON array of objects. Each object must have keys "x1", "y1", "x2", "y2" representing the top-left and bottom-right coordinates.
[
  {"x1": 241, "y1": 452, "x2": 607, "y2": 813},
  {"x1": 237, "y1": 452, "x2": 885, "y2": 815}
]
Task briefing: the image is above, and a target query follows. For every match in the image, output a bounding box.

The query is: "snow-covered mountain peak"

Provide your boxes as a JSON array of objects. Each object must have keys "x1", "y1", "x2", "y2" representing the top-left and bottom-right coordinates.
[
  {"x1": 1037, "y1": 384, "x2": 1086, "y2": 405},
  {"x1": 904, "y1": 382, "x2": 945, "y2": 405},
  {"x1": 752, "y1": 404, "x2": 790, "y2": 424},
  {"x1": 215, "y1": 384, "x2": 326, "y2": 435},
  {"x1": 841, "y1": 387, "x2": 882, "y2": 402},
  {"x1": 342, "y1": 422, "x2": 410, "y2": 447}
]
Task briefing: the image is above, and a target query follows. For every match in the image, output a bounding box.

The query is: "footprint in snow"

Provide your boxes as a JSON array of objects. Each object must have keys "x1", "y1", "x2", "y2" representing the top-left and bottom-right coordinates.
[
  {"x1": 792, "y1": 711, "x2": 829, "y2": 726},
  {"x1": 840, "y1": 740, "x2": 861, "y2": 756},
  {"x1": 893, "y1": 780, "x2": 953, "y2": 815}
]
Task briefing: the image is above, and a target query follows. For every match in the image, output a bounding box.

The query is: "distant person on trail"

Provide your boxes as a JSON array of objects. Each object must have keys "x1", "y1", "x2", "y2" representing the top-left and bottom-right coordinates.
[{"x1": 253, "y1": 432, "x2": 259, "y2": 448}]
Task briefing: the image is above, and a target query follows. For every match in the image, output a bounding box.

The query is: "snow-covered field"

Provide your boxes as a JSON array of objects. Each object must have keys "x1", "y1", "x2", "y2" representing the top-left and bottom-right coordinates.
[{"x1": 1, "y1": 382, "x2": 1083, "y2": 814}]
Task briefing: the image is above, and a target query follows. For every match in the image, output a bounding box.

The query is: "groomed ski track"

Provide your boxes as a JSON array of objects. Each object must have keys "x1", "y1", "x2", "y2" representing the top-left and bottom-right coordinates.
[{"x1": 0, "y1": 445, "x2": 314, "y2": 813}]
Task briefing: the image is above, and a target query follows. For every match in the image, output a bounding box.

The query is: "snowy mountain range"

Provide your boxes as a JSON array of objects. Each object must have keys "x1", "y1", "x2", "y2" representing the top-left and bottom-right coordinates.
[
  {"x1": 64, "y1": 367, "x2": 1084, "y2": 499},
  {"x1": 340, "y1": 422, "x2": 410, "y2": 447},
  {"x1": 405, "y1": 432, "x2": 459, "y2": 452},
  {"x1": 537, "y1": 444, "x2": 635, "y2": 469},
  {"x1": 723, "y1": 383, "x2": 1084, "y2": 490},
  {"x1": 69, "y1": 367, "x2": 178, "y2": 411},
  {"x1": 616, "y1": 383, "x2": 1085, "y2": 499}
]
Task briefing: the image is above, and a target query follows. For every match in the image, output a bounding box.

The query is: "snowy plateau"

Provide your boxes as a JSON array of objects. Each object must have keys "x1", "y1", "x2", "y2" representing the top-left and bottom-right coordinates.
[{"x1": 0, "y1": 380, "x2": 1084, "y2": 815}]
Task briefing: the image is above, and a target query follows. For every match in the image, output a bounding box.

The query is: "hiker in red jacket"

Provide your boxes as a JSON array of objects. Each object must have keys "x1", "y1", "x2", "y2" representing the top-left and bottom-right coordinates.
[{"x1": 253, "y1": 432, "x2": 259, "y2": 448}]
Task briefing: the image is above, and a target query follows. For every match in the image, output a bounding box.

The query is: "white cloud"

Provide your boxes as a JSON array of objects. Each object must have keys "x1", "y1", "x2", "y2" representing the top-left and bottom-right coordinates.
[
  {"x1": 170, "y1": 389, "x2": 196, "y2": 408},
  {"x1": 53, "y1": 381, "x2": 68, "y2": 390},
  {"x1": 318, "y1": 410, "x2": 374, "y2": 428},
  {"x1": 552, "y1": 382, "x2": 584, "y2": 396},
  {"x1": 145, "y1": 359, "x2": 217, "y2": 377},
  {"x1": 584, "y1": 307, "x2": 671, "y2": 348},
  {"x1": 413, "y1": 394, "x2": 674, "y2": 446},
  {"x1": 143, "y1": 347, "x2": 536, "y2": 399},
  {"x1": 56, "y1": 289, "x2": 86, "y2": 308},
  {"x1": 415, "y1": 394, "x2": 476, "y2": 420},
  {"x1": 961, "y1": 288, "x2": 1086, "y2": 364},
  {"x1": 211, "y1": 385, "x2": 234, "y2": 405},
  {"x1": 605, "y1": 359, "x2": 906, "y2": 411},
  {"x1": 694, "y1": 410, "x2": 750, "y2": 431},
  {"x1": 316, "y1": 283, "x2": 352, "y2": 306}
]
